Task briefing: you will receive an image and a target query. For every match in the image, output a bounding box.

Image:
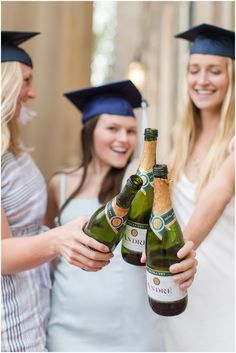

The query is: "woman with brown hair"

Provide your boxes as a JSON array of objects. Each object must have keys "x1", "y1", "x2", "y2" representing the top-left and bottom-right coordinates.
[{"x1": 45, "y1": 80, "x2": 197, "y2": 352}]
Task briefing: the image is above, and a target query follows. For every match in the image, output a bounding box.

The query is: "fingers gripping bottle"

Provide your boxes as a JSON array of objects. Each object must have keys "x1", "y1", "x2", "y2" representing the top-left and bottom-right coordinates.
[
  {"x1": 146, "y1": 164, "x2": 188, "y2": 316},
  {"x1": 121, "y1": 128, "x2": 158, "y2": 265},
  {"x1": 84, "y1": 175, "x2": 143, "y2": 251}
]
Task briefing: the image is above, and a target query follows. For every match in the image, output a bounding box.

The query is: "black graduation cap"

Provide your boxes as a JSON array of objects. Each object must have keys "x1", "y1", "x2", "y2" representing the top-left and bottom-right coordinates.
[
  {"x1": 1, "y1": 31, "x2": 40, "y2": 67},
  {"x1": 175, "y1": 23, "x2": 235, "y2": 60},
  {"x1": 64, "y1": 80, "x2": 143, "y2": 124}
]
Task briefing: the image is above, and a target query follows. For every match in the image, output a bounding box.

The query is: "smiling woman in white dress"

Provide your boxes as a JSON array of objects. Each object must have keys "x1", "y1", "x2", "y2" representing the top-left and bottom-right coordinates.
[{"x1": 164, "y1": 23, "x2": 235, "y2": 352}]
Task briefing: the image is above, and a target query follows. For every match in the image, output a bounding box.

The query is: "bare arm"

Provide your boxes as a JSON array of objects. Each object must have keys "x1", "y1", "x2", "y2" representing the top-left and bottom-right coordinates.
[
  {"x1": 1, "y1": 206, "x2": 113, "y2": 275},
  {"x1": 183, "y1": 152, "x2": 235, "y2": 249},
  {"x1": 44, "y1": 174, "x2": 60, "y2": 228},
  {"x1": 1, "y1": 204, "x2": 59, "y2": 273}
]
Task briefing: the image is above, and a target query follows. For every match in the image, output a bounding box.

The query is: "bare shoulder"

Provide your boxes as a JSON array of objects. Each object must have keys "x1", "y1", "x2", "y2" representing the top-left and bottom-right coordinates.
[
  {"x1": 219, "y1": 151, "x2": 235, "y2": 192},
  {"x1": 216, "y1": 151, "x2": 234, "y2": 183},
  {"x1": 68, "y1": 167, "x2": 83, "y2": 178},
  {"x1": 48, "y1": 167, "x2": 84, "y2": 204},
  {"x1": 47, "y1": 173, "x2": 63, "y2": 208},
  {"x1": 225, "y1": 150, "x2": 235, "y2": 169},
  {"x1": 201, "y1": 151, "x2": 235, "y2": 203},
  {"x1": 49, "y1": 167, "x2": 82, "y2": 186},
  {"x1": 48, "y1": 173, "x2": 61, "y2": 193}
]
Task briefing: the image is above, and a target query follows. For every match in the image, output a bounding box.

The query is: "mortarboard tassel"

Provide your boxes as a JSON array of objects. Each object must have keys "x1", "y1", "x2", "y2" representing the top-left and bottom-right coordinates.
[
  {"x1": 19, "y1": 105, "x2": 37, "y2": 125},
  {"x1": 137, "y1": 99, "x2": 149, "y2": 158}
]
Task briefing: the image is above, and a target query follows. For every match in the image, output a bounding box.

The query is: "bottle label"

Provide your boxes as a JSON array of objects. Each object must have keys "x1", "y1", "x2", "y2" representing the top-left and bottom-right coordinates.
[
  {"x1": 122, "y1": 220, "x2": 148, "y2": 252},
  {"x1": 105, "y1": 199, "x2": 129, "y2": 234},
  {"x1": 149, "y1": 208, "x2": 176, "y2": 240},
  {"x1": 137, "y1": 168, "x2": 154, "y2": 195},
  {"x1": 146, "y1": 266, "x2": 187, "y2": 302}
]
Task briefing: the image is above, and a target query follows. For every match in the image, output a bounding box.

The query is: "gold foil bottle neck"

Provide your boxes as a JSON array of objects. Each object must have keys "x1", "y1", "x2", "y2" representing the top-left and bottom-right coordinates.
[
  {"x1": 153, "y1": 178, "x2": 172, "y2": 215},
  {"x1": 139, "y1": 140, "x2": 157, "y2": 172}
]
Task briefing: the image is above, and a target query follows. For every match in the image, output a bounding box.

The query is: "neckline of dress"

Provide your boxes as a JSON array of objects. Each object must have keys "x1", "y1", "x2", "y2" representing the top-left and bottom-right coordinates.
[{"x1": 181, "y1": 172, "x2": 197, "y2": 186}]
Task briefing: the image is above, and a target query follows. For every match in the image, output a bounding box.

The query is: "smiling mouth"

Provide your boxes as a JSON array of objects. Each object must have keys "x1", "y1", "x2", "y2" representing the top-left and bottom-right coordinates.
[
  {"x1": 111, "y1": 146, "x2": 128, "y2": 154},
  {"x1": 195, "y1": 89, "x2": 216, "y2": 95}
]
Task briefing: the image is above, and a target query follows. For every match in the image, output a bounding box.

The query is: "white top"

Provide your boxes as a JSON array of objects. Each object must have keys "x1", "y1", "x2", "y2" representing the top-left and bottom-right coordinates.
[
  {"x1": 162, "y1": 173, "x2": 235, "y2": 352},
  {"x1": 46, "y1": 173, "x2": 165, "y2": 352}
]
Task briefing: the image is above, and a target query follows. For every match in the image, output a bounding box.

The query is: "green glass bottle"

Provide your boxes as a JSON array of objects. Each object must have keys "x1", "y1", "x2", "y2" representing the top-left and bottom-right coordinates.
[
  {"x1": 121, "y1": 128, "x2": 158, "y2": 266},
  {"x1": 84, "y1": 175, "x2": 143, "y2": 251},
  {"x1": 146, "y1": 164, "x2": 188, "y2": 316}
]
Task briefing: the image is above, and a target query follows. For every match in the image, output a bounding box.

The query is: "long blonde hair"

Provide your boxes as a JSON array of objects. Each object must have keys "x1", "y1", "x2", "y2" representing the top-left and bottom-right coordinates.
[
  {"x1": 1, "y1": 61, "x2": 23, "y2": 155},
  {"x1": 169, "y1": 57, "x2": 235, "y2": 197}
]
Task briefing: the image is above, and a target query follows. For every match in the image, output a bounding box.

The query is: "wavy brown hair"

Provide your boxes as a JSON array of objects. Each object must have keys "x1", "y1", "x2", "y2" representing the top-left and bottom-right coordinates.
[{"x1": 58, "y1": 115, "x2": 132, "y2": 224}]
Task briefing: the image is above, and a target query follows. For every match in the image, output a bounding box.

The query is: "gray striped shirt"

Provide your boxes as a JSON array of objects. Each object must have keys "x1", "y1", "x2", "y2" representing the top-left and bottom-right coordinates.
[{"x1": 1, "y1": 151, "x2": 51, "y2": 352}]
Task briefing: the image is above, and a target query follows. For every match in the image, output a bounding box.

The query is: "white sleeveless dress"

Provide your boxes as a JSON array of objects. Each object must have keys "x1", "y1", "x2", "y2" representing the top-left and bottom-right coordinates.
[
  {"x1": 162, "y1": 173, "x2": 235, "y2": 352},
  {"x1": 46, "y1": 173, "x2": 165, "y2": 352}
]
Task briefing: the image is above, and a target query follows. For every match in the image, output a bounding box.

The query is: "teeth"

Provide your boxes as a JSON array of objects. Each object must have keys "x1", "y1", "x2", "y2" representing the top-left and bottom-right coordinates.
[
  {"x1": 111, "y1": 146, "x2": 127, "y2": 153},
  {"x1": 196, "y1": 90, "x2": 214, "y2": 95}
]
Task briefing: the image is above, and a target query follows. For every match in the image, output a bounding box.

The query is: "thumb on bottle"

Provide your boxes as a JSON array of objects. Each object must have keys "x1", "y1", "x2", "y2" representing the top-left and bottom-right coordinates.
[{"x1": 140, "y1": 249, "x2": 146, "y2": 264}]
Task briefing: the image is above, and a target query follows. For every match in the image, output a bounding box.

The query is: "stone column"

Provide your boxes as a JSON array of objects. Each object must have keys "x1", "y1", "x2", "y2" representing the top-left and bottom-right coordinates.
[{"x1": 2, "y1": 1, "x2": 93, "y2": 180}]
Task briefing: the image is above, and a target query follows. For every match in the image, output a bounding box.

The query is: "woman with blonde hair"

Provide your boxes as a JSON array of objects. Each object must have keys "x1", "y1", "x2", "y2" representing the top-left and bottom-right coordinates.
[
  {"x1": 1, "y1": 31, "x2": 112, "y2": 352},
  {"x1": 169, "y1": 49, "x2": 234, "y2": 198},
  {"x1": 164, "y1": 23, "x2": 235, "y2": 352},
  {"x1": 1, "y1": 61, "x2": 23, "y2": 155}
]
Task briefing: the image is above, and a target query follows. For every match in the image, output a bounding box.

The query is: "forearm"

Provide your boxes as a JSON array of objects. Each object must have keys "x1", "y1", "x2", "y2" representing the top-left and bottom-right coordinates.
[
  {"x1": 183, "y1": 187, "x2": 233, "y2": 249},
  {"x1": 2, "y1": 217, "x2": 113, "y2": 274},
  {"x1": 183, "y1": 201, "x2": 223, "y2": 248},
  {"x1": 1, "y1": 229, "x2": 59, "y2": 274}
]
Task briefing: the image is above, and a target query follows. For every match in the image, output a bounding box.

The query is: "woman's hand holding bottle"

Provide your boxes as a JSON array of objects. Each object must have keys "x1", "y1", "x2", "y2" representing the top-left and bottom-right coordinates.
[
  {"x1": 169, "y1": 240, "x2": 197, "y2": 291},
  {"x1": 141, "y1": 240, "x2": 197, "y2": 290},
  {"x1": 54, "y1": 215, "x2": 113, "y2": 271}
]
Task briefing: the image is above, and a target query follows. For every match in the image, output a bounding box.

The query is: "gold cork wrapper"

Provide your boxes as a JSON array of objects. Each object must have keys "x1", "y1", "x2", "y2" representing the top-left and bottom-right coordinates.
[
  {"x1": 104, "y1": 198, "x2": 129, "y2": 234},
  {"x1": 111, "y1": 198, "x2": 129, "y2": 217},
  {"x1": 153, "y1": 178, "x2": 172, "y2": 215},
  {"x1": 140, "y1": 140, "x2": 157, "y2": 171}
]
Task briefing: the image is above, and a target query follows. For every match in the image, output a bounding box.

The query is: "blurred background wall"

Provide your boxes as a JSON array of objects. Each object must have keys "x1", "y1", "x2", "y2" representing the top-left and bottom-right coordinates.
[{"x1": 2, "y1": 1, "x2": 235, "y2": 180}]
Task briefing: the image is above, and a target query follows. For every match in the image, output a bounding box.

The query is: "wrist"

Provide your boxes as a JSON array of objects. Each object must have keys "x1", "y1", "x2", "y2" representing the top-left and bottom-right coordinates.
[{"x1": 40, "y1": 227, "x2": 62, "y2": 259}]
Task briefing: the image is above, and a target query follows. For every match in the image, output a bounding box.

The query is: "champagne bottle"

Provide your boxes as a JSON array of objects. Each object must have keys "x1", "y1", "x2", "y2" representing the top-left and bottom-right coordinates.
[
  {"x1": 121, "y1": 128, "x2": 158, "y2": 266},
  {"x1": 84, "y1": 175, "x2": 143, "y2": 251},
  {"x1": 146, "y1": 164, "x2": 188, "y2": 316}
]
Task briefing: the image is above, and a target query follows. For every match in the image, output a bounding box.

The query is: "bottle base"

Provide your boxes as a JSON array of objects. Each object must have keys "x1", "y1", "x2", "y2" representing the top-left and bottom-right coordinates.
[
  {"x1": 122, "y1": 252, "x2": 145, "y2": 266},
  {"x1": 148, "y1": 297, "x2": 188, "y2": 316}
]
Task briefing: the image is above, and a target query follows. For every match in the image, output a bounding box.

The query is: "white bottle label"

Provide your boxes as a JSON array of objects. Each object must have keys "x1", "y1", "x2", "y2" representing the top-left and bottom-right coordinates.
[
  {"x1": 146, "y1": 267, "x2": 187, "y2": 302},
  {"x1": 122, "y1": 220, "x2": 148, "y2": 253}
]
